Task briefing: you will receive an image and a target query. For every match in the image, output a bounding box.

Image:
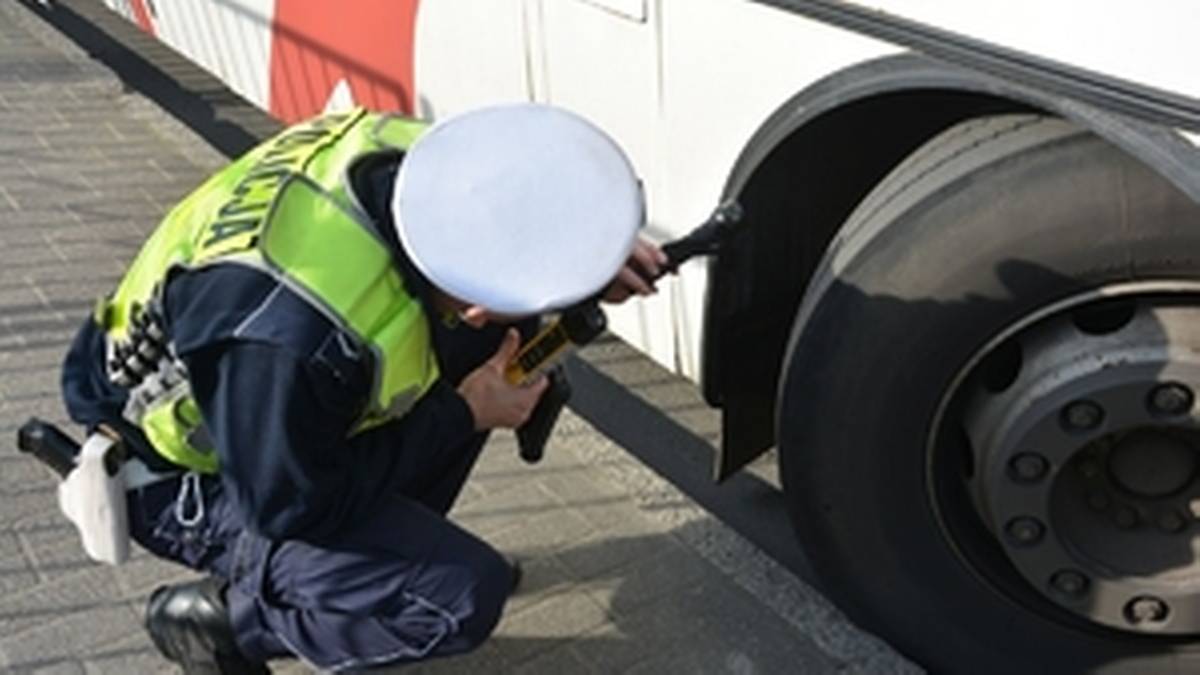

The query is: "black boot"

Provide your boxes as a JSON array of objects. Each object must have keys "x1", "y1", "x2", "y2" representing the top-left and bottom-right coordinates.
[{"x1": 144, "y1": 577, "x2": 269, "y2": 675}]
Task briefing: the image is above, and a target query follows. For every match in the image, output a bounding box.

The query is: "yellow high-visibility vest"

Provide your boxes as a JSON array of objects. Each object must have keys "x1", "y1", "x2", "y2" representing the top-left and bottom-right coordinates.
[{"x1": 98, "y1": 109, "x2": 439, "y2": 473}]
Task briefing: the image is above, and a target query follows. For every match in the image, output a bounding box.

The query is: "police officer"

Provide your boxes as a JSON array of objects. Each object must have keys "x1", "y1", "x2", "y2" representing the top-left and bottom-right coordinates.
[{"x1": 60, "y1": 104, "x2": 664, "y2": 673}]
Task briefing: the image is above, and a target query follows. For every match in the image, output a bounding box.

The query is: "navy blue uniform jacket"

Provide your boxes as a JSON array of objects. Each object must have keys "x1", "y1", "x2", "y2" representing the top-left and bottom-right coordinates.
[{"x1": 61, "y1": 157, "x2": 478, "y2": 544}]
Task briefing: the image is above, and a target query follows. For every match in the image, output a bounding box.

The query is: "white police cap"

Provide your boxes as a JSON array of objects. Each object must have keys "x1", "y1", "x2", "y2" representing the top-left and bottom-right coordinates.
[{"x1": 392, "y1": 103, "x2": 642, "y2": 315}]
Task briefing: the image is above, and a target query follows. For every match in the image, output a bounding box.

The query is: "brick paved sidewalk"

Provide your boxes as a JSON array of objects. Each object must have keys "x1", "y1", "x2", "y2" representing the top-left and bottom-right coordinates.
[{"x1": 0, "y1": 2, "x2": 917, "y2": 673}]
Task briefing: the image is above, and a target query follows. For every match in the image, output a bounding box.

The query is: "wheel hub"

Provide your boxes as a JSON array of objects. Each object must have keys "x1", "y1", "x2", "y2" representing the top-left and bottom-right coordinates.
[
  {"x1": 962, "y1": 299, "x2": 1200, "y2": 635},
  {"x1": 1107, "y1": 429, "x2": 1197, "y2": 498}
]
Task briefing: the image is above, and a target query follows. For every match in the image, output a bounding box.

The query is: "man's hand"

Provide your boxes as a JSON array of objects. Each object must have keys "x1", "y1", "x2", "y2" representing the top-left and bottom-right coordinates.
[
  {"x1": 457, "y1": 329, "x2": 549, "y2": 431},
  {"x1": 602, "y1": 238, "x2": 669, "y2": 304}
]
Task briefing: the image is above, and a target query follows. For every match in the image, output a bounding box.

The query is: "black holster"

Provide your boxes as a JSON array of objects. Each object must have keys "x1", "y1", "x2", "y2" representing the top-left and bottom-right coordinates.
[{"x1": 516, "y1": 365, "x2": 571, "y2": 464}]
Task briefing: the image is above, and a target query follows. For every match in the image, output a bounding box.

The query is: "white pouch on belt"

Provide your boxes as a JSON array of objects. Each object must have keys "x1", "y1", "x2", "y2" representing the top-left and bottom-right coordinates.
[{"x1": 57, "y1": 432, "x2": 130, "y2": 565}]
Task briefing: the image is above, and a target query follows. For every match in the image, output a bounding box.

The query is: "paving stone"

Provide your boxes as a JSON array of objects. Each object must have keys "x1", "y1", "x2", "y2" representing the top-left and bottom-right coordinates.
[
  {"x1": 623, "y1": 629, "x2": 837, "y2": 675},
  {"x1": 462, "y1": 433, "x2": 556, "y2": 500},
  {"x1": 570, "y1": 620, "x2": 668, "y2": 674},
  {"x1": 0, "y1": 604, "x2": 142, "y2": 670},
  {"x1": 29, "y1": 661, "x2": 86, "y2": 675},
  {"x1": 34, "y1": 126, "x2": 123, "y2": 149},
  {"x1": 0, "y1": 131, "x2": 49, "y2": 153},
  {"x1": 0, "y1": 381, "x2": 62, "y2": 408},
  {"x1": 3, "y1": 308, "x2": 71, "y2": 336},
  {"x1": 495, "y1": 590, "x2": 611, "y2": 665},
  {"x1": 3, "y1": 170, "x2": 93, "y2": 197},
  {"x1": 136, "y1": 182, "x2": 198, "y2": 210},
  {"x1": 0, "y1": 241, "x2": 71, "y2": 268},
  {"x1": 535, "y1": 454, "x2": 632, "y2": 515},
  {"x1": 59, "y1": 195, "x2": 164, "y2": 223},
  {"x1": 0, "y1": 530, "x2": 39, "y2": 598},
  {"x1": 0, "y1": 482, "x2": 60, "y2": 532},
  {"x1": 0, "y1": 186, "x2": 20, "y2": 211},
  {"x1": 44, "y1": 239, "x2": 142, "y2": 266},
  {"x1": 74, "y1": 166, "x2": 177, "y2": 191},
  {"x1": 511, "y1": 643, "x2": 600, "y2": 675},
  {"x1": 0, "y1": 564, "x2": 130, "y2": 638},
  {"x1": 557, "y1": 482, "x2": 672, "y2": 536},
  {"x1": 625, "y1": 581, "x2": 842, "y2": 675},
  {"x1": 578, "y1": 536, "x2": 715, "y2": 616},
  {"x1": 6, "y1": 259, "x2": 126, "y2": 287},
  {"x1": 0, "y1": 325, "x2": 76, "y2": 354},
  {"x1": 581, "y1": 585, "x2": 712, "y2": 666},
  {"x1": 485, "y1": 505, "x2": 598, "y2": 558},
  {"x1": 82, "y1": 645, "x2": 171, "y2": 675},
  {"x1": 147, "y1": 157, "x2": 211, "y2": 181},
  {"x1": 18, "y1": 526, "x2": 93, "y2": 583},
  {"x1": 41, "y1": 219, "x2": 146, "y2": 247},
  {"x1": 0, "y1": 344, "x2": 66, "y2": 373},
  {"x1": 0, "y1": 284, "x2": 45, "y2": 312},
  {"x1": 504, "y1": 551, "x2": 576, "y2": 616},
  {"x1": 0, "y1": 453, "x2": 57, "y2": 496},
  {"x1": 451, "y1": 476, "x2": 557, "y2": 540},
  {"x1": 555, "y1": 528, "x2": 675, "y2": 583}
]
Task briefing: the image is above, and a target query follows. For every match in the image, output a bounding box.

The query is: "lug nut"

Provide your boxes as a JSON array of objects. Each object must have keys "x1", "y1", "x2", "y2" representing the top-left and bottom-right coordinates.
[
  {"x1": 1086, "y1": 491, "x2": 1111, "y2": 512},
  {"x1": 1115, "y1": 506, "x2": 1139, "y2": 529},
  {"x1": 1005, "y1": 516, "x2": 1045, "y2": 546},
  {"x1": 1149, "y1": 383, "x2": 1193, "y2": 416},
  {"x1": 1078, "y1": 458, "x2": 1102, "y2": 479},
  {"x1": 1157, "y1": 510, "x2": 1186, "y2": 533},
  {"x1": 1009, "y1": 453, "x2": 1049, "y2": 483},
  {"x1": 1124, "y1": 596, "x2": 1170, "y2": 625},
  {"x1": 1050, "y1": 569, "x2": 1090, "y2": 598},
  {"x1": 1061, "y1": 400, "x2": 1104, "y2": 432}
]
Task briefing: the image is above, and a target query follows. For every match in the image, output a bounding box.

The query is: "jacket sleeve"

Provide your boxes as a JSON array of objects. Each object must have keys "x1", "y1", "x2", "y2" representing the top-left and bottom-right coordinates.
[{"x1": 185, "y1": 340, "x2": 476, "y2": 543}]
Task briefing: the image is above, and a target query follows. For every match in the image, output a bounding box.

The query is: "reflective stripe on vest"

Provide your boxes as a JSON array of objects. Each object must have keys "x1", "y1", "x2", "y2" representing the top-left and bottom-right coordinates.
[{"x1": 100, "y1": 109, "x2": 439, "y2": 473}]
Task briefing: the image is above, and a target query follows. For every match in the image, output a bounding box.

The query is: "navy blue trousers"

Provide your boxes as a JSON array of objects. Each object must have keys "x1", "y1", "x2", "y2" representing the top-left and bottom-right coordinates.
[{"x1": 126, "y1": 319, "x2": 529, "y2": 671}]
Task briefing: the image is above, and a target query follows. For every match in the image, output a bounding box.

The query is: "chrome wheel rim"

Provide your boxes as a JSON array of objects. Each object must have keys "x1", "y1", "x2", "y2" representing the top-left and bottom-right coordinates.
[{"x1": 932, "y1": 284, "x2": 1200, "y2": 636}]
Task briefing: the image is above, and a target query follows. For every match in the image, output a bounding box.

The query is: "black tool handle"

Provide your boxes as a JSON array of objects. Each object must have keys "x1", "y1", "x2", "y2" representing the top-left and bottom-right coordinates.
[
  {"x1": 17, "y1": 417, "x2": 80, "y2": 478},
  {"x1": 560, "y1": 303, "x2": 607, "y2": 345},
  {"x1": 516, "y1": 366, "x2": 571, "y2": 464},
  {"x1": 661, "y1": 200, "x2": 744, "y2": 272},
  {"x1": 629, "y1": 200, "x2": 744, "y2": 284}
]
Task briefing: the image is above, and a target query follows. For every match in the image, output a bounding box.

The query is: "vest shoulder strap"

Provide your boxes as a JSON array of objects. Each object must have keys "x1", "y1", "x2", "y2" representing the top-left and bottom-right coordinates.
[
  {"x1": 191, "y1": 109, "x2": 368, "y2": 266},
  {"x1": 259, "y1": 174, "x2": 398, "y2": 336},
  {"x1": 261, "y1": 174, "x2": 439, "y2": 424}
]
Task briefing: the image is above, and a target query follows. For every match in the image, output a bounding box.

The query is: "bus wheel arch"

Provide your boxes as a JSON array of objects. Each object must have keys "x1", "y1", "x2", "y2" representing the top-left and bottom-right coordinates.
[{"x1": 706, "y1": 53, "x2": 1200, "y2": 479}]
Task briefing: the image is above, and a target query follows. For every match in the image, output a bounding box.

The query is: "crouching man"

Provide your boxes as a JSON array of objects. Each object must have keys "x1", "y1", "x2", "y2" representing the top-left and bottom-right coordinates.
[{"x1": 60, "y1": 104, "x2": 663, "y2": 672}]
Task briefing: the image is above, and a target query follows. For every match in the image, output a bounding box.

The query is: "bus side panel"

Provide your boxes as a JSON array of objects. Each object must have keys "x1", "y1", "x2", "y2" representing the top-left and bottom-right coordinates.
[
  {"x1": 102, "y1": 0, "x2": 273, "y2": 113},
  {"x1": 851, "y1": 1, "x2": 1200, "y2": 101},
  {"x1": 100, "y1": 1, "x2": 422, "y2": 123},
  {"x1": 412, "y1": 1, "x2": 530, "y2": 118},
  {"x1": 103, "y1": 0, "x2": 1200, "y2": 386},
  {"x1": 658, "y1": 0, "x2": 896, "y2": 379}
]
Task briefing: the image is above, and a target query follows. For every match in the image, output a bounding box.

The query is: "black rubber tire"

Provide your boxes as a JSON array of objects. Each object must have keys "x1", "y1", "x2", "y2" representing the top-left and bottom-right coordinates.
[{"x1": 779, "y1": 114, "x2": 1200, "y2": 674}]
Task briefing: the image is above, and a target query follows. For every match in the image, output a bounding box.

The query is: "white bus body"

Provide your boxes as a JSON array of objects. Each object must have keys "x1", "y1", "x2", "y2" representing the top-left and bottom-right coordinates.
[{"x1": 99, "y1": 0, "x2": 1200, "y2": 380}]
